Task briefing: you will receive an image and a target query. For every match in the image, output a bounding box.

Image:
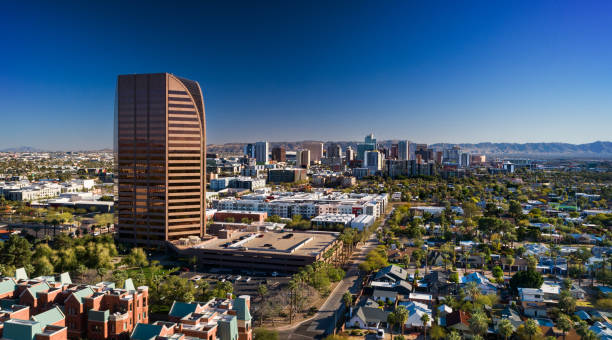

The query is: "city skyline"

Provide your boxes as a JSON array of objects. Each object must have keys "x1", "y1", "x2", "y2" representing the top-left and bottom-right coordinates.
[{"x1": 2, "y1": 1, "x2": 612, "y2": 149}]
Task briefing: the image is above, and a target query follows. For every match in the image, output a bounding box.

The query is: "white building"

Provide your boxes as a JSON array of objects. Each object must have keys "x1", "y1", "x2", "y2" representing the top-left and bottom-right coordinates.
[{"x1": 255, "y1": 141, "x2": 269, "y2": 164}]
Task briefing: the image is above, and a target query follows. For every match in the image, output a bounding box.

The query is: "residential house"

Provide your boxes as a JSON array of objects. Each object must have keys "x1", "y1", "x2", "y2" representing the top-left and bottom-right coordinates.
[
  {"x1": 460, "y1": 272, "x2": 498, "y2": 295},
  {"x1": 446, "y1": 310, "x2": 471, "y2": 333},
  {"x1": 347, "y1": 299, "x2": 389, "y2": 330},
  {"x1": 397, "y1": 301, "x2": 432, "y2": 330}
]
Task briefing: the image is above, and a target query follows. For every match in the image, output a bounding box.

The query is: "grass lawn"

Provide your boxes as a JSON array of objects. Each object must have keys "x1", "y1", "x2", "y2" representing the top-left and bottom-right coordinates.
[{"x1": 576, "y1": 300, "x2": 594, "y2": 307}]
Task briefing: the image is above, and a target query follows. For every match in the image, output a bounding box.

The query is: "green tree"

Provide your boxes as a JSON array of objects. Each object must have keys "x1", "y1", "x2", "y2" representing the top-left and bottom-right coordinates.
[
  {"x1": 558, "y1": 290, "x2": 576, "y2": 314},
  {"x1": 556, "y1": 314, "x2": 573, "y2": 340},
  {"x1": 124, "y1": 247, "x2": 149, "y2": 268},
  {"x1": 469, "y1": 310, "x2": 489, "y2": 337},
  {"x1": 33, "y1": 256, "x2": 54, "y2": 276},
  {"x1": 258, "y1": 284, "x2": 268, "y2": 302},
  {"x1": 395, "y1": 305, "x2": 409, "y2": 335},
  {"x1": 342, "y1": 292, "x2": 352, "y2": 308},
  {"x1": 498, "y1": 318, "x2": 515, "y2": 340},
  {"x1": 518, "y1": 319, "x2": 541, "y2": 340},
  {"x1": 429, "y1": 325, "x2": 445, "y2": 340},
  {"x1": 509, "y1": 269, "x2": 543, "y2": 294},
  {"x1": 446, "y1": 331, "x2": 462, "y2": 340},
  {"x1": 420, "y1": 313, "x2": 430, "y2": 339}
]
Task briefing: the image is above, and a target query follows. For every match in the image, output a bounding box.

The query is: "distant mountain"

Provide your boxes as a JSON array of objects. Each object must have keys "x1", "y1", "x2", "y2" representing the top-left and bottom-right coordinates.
[
  {"x1": 207, "y1": 141, "x2": 612, "y2": 159},
  {"x1": 431, "y1": 141, "x2": 612, "y2": 158},
  {"x1": 0, "y1": 146, "x2": 44, "y2": 152}
]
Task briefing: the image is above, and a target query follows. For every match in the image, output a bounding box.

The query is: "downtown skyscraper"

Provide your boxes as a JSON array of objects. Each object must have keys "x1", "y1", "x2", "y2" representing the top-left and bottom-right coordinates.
[{"x1": 115, "y1": 73, "x2": 206, "y2": 247}]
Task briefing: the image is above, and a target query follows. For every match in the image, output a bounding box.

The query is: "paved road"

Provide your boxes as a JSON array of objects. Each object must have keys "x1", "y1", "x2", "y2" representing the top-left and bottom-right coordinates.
[{"x1": 279, "y1": 234, "x2": 379, "y2": 339}]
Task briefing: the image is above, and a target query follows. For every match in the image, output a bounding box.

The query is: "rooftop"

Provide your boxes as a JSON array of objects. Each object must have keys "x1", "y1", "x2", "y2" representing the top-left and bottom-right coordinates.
[{"x1": 184, "y1": 230, "x2": 338, "y2": 257}]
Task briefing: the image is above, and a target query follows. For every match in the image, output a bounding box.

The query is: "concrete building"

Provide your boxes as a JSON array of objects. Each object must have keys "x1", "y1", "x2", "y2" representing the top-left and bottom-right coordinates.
[
  {"x1": 254, "y1": 142, "x2": 269, "y2": 164},
  {"x1": 326, "y1": 144, "x2": 342, "y2": 158},
  {"x1": 170, "y1": 230, "x2": 342, "y2": 273},
  {"x1": 357, "y1": 134, "x2": 377, "y2": 161},
  {"x1": 210, "y1": 177, "x2": 266, "y2": 191},
  {"x1": 267, "y1": 169, "x2": 307, "y2": 183},
  {"x1": 345, "y1": 147, "x2": 355, "y2": 161},
  {"x1": 460, "y1": 152, "x2": 471, "y2": 168},
  {"x1": 271, "y1": 147, "x2": 286, "y2": 162},
  {"x1": 302, "y1": 142, "x2": 324, "y2": 163},
  {"x1": 471, "y1": 154, "x2": 486, "y2": 164},
  {"x1": 244, "y1": 144, "x2": 255, "y2": 158},
  {"x1": 115, "y1": 73, "x2": 206, "y2": 246},
  {"x1": 398, "y1": 140, "x2": 409, "y2": 160},
  {"x1": 296, "y1": 149, "x2": 310, "y2": 169},
  {"x1": 365, "y1": 150, "x2": 383, "y2": 174}
]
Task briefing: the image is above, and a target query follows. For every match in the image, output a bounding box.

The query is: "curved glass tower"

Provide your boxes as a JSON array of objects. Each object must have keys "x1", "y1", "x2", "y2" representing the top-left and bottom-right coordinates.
[{"x1": 115, "y1": 73, "x2": 206, "y2": 247}]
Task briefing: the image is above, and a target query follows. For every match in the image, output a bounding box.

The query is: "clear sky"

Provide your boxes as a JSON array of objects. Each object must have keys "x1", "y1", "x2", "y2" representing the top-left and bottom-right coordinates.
[{"x1": 1, "y1": 1, "x2": 612, "y2": 150}]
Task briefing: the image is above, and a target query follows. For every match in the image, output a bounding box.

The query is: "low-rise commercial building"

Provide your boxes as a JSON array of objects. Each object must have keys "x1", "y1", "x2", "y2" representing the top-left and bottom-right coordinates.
[{"x1": 170, "y1": 230, "x2": 342, "y2": 273}]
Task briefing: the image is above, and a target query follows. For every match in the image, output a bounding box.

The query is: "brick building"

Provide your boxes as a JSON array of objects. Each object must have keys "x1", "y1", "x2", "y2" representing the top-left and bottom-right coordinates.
[
  {"x1": 0, "y1": 269, "x2": 148, "y2": 340},
  {"x1": 131, "y1": 295, "x2": 252, "y2": 340}
]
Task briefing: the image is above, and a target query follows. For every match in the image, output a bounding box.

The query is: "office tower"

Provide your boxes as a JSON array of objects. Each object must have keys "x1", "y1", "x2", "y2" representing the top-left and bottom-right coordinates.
[
  {"x1": 365, "y1": 133, "x2": 376, "y2": 145},
  {"x1": 115, "y1": 73, "x2": 205, "y2": 246},
  {"x1": 244, "y1": 143, "x2": 255, "y2": 158},
  {"x1": 357, "y1": 133, "x2": 377, "y2": 160},
  {"x1": 254, "y1": 141, "x2": 269, "y2": 164},
  {"x1": 345, "y1": 147, "x2": 355, "y2": 161},
  {"x1": 327, "y1": 143, "x2": 342, "y2": 158},
  {"x1": 415, "y1": 144, "x2": 433, "y2": 163},
  {"x1": 303, "y1": 142, "x2": 324, "y2": 162},
  {"x1": 365, "y1": 150, "x2": 383, "y2": 173},
  {"x1": 460, "y1": 152, "x2": 471, "y2": 168},
  {"x1": 390, "y1": 144, "x2": 399, "y2": 159},
  {"x1": 398, "y1": 140, "x2": 409, "y2": 160},
  {"x1": 271, "y1": 146, "x2": 286, "y2": 162},
  {"x1": 443, "y1": 145, "x2": 461, "y2": 164},
  {"x1": 296, "y1": 149, "x2": 310, "y2": 169}
]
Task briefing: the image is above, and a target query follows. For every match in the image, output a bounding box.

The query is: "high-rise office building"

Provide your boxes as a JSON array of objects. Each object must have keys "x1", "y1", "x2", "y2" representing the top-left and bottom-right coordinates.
[
  {"x1": 327, "y1": 143, "x2": 342, "y2": 158},
  {"x1": 398, "y1": 140, "x2": 410, "y2": 160},
  {"x1": 303, "y1": 142, "x2": 324, "y2": 162},
  {"x1": 271, "y1": 146, "x2": 286, "y2": 162},
  {"x1": 296, "y1": 149, "x2": 310, "y2": 169},
  {"x1": 255, "y1": 141, "x2": 269, "y2": 164},
  {"x1": 365, "y1": 150, "x2": 383, "y2": 173},
  {"x1": 460, "y1": 152, "x2": 471, "y2": 168},
  {"x1": 345, "y1": 147, "x2": 355, "y2": 161},
  {"x1": 244, "y1": 143, "x2": 255, "y2": 158},
  {"x1": 115, "y1": 73, "x2": 206, "y2": 246},
  {"x1": 357, "y1": 133, "x2": 377, "y2": 160}
]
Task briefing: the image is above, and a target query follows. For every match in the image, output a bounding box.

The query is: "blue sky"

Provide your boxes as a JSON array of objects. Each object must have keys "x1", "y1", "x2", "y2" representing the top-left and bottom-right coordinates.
[{"x1": 1, "y1": 1, "x2": 611, "y2": 150}]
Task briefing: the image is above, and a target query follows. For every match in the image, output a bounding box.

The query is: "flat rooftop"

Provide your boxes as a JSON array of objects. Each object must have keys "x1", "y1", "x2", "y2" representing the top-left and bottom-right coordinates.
[{"x1": 185, "y1": 230, "x2": 338, "y2": 257}]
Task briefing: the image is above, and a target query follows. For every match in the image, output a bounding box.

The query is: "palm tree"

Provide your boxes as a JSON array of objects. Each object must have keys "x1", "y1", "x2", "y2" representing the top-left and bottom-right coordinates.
[
  {"x1": 557, "y1": 314, "x2": 573, "y2": 340},
  {"x1": 522, "y1": 318, "x2": 540, "y2": 340},
  {"x1": 446, "y1": 330, "x2": 462, "y2": 340},
  {"x1": 420, "y1": 313, "x2": 430, "y2": 339},
  {"x1": 395, "y1": 305, "x2": 409, "y2": 335},
  {"x1": 387, "y1": 312, "x2": 397, "y2": 338},
  {"x1": 469, "y1": 310, "x2": 489, "y2": 338},
  {"x1": 342, "y1": 292, "x2": 353, "y2": 309},
  {"x1": 465, "y1": 281, "x2": 480, "y2": 301},
  {"x1": 498, "y1": 318, "x2": 514, "y2": 340}
]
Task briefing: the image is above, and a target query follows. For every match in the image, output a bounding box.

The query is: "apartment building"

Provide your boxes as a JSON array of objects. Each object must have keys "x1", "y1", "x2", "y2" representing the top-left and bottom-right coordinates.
[
  {"x1": 0, "y1": 270, "x2": 148, "y2": 340},
  {"x1": 131, "y1": 296, "x2": 252, "y2": 340}
]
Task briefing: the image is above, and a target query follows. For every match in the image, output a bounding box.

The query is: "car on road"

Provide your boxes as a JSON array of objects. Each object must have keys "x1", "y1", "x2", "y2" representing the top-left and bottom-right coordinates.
[{"x1": 376, "y1": 329, "x2": 385, "y2": 339}]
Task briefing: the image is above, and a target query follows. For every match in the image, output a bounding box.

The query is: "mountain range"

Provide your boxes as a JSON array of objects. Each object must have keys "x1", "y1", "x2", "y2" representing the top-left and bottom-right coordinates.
[
  {"x1": 207, "y1": 141, "x2": 612, "y2": 159},
  {"x1": 2, "y1": 141, "x2": 611, "y2": 158}
]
